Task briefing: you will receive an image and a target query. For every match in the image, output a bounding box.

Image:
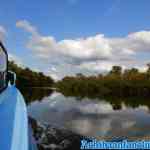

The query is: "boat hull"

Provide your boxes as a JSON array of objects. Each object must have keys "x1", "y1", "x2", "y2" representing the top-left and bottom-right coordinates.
[{"x1": 0, "y1": 86, "x2": 28, "y2": 150}]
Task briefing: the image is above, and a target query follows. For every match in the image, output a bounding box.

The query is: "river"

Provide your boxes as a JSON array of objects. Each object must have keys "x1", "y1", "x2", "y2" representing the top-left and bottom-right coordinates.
[{"x1": 22, "y1": 88, "x2": 150, "y2": 140}]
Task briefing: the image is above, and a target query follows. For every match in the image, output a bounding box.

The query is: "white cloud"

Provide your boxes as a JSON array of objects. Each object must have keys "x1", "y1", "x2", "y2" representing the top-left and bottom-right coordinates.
[
  {"x1": 16, "y1": 20, "x2": 137, "y2": 61},
  {"x1": 45, "y1": 70, "x2": 60, "y2": 81},
  {"x1": 51, "y1": 67, "x2": 57, "y2": 72},
  {"x1": 16, "y1": 20, "x2": 37, "y2": 35},
  {"x1": 16, "y1": 20, "x2": 150, "y2": 79},
  {"x1": 8, "y1": 53, "x2": 24, "y2": 67},
  {"x1": 78, "y1": 61, "x2": 115, "y2": 72},
  {"x1": 58, "y1": 34, "x2": 113, "y2": 60},
  {"x1": 49, "y1": 73, "x2": 59, "y2": 81}
]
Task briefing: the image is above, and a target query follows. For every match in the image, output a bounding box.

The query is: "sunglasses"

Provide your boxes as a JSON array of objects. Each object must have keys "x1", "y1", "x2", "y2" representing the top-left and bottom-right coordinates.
[{"x1": 0, "y1": 42, "x2": 15, "y2": 93}]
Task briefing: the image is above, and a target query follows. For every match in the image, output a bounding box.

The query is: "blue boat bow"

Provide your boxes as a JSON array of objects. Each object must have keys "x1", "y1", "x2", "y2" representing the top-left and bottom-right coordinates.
[{"x1": 0, "y1": 85, "x2": 28, "y2": 150}]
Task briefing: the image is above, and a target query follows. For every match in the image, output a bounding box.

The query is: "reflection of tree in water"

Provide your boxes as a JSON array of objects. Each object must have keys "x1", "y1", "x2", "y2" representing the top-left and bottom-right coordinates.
[
  {"x1": 106, "y1": 97, "x2": 150, "y2": 110},
  {"x1": 19, "y1": 87, "x2": 53, "y2": 104},
  {"x1": 60, "y1": 91, "x2": 150, "y2": 111},
  {"x1": 19, "y1": 85, "x2": 150, "y2": 110}
]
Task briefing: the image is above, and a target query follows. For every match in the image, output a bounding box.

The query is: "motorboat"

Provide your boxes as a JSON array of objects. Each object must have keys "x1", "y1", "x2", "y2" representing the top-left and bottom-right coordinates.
[{"x1": 0, "y1": 42, "x2": 37, "y2": 150}]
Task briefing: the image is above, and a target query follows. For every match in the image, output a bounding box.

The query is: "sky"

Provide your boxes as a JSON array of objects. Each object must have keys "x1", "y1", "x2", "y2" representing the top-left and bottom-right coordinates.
[{"x1": 0, "y1": 0, "x2": 150, "y2": 80}]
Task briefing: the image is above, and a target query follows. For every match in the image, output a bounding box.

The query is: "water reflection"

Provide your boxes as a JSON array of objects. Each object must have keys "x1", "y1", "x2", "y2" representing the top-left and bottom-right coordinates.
[
  {"x1": 27, "y1": 90, "x2": 150, "y2": 140},
  {"x1": 19, "y1": 87, "x2": 53, "y2": 103}
]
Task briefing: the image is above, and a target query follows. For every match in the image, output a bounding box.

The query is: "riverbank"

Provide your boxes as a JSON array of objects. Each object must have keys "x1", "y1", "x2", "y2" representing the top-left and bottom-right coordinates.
[{"x1": 56, "y1": 66, "x2": 150, "y2": 98}]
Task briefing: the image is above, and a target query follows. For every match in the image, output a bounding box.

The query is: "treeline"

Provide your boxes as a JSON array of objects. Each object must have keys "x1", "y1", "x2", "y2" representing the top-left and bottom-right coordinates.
[
  {"x1": 8, "y1": 61, "x2": 54, "y2": 88},
  {"x1": 56, "y1": 65, "x2": 150, "y2": 98}
]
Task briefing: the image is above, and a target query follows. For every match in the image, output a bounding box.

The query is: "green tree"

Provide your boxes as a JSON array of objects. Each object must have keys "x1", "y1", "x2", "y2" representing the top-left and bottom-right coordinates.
[{"x1": 109, "y1": 66, "x2": 122, "y2": 75}]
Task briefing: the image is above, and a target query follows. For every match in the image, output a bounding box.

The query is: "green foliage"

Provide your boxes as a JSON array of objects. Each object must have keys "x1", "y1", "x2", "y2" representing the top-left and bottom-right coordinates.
[
  {"x1": 56, "y1": 65, "x2": 150, "y2": 98},
  {"x1": 8, "y1": 61, "x2": 54, "y2": 88}
]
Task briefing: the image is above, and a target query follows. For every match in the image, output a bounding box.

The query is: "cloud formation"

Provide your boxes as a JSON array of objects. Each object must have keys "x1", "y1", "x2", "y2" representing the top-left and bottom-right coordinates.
[
  {"x1": 16, "y1": 20, "x2": 150, "y2": 79},
  {"x1": 8, "y1": 53, "x2": 24, "y2": 67},
  {"x1": 16, "y1": 20, "x2": 37, "y2": 35}
]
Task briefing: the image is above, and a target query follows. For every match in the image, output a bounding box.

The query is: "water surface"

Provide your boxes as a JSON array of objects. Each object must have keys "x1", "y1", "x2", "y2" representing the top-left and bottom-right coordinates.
[{"x1": 27, "y1": 88, "x2": 150, "y2": 140}]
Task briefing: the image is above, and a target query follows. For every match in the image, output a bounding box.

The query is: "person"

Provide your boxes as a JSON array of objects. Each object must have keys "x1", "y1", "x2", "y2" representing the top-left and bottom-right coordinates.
[{"x1": 0, "y1": 42, "x2": 7, "y2": 92}]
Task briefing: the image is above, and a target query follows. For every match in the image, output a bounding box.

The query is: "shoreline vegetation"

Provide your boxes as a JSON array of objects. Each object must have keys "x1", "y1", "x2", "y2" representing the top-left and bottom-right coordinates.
[
  {"x1": 56, "y1": 65, "x2": 150, "y2": 98},
  {"x1": 8, "y1": 61, "x2": 54, "y2": 103},
  {"x1": 8, "y1": 61, "x2": 54, "y2": 88},
  {"x1": 8, "y1": 61, "x2": 150, "y2": 99}
]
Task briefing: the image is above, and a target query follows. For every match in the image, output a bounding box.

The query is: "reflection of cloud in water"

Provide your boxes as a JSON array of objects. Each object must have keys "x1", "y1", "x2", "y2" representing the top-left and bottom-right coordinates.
[
  {"x1": 78, "y1": 102, "x2": 113, "y2": 114},
  {"x1": 68, "y1": 118, "x2": 112, "y2": 138},
  {"x1": 45, "y1": 92, "x2": 114, "y2": 114},
  {"x1": 135, "y1": 105, "x2": 149, "y2": 112},
  {"x1": 28, "y1": 92, "x2": 150, "y2": 139},
  {"x1": 49, "y1": 92, "x2": 61, "y2": 100},
  {"x1": 122, "y1": 121, "x2": 136, "y2": 129}
]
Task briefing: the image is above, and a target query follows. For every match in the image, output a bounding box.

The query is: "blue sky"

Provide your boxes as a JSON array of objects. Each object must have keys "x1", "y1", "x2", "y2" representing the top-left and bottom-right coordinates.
[{"x1": 0, "y1": 0, "x2": 150, "y2": 79}]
